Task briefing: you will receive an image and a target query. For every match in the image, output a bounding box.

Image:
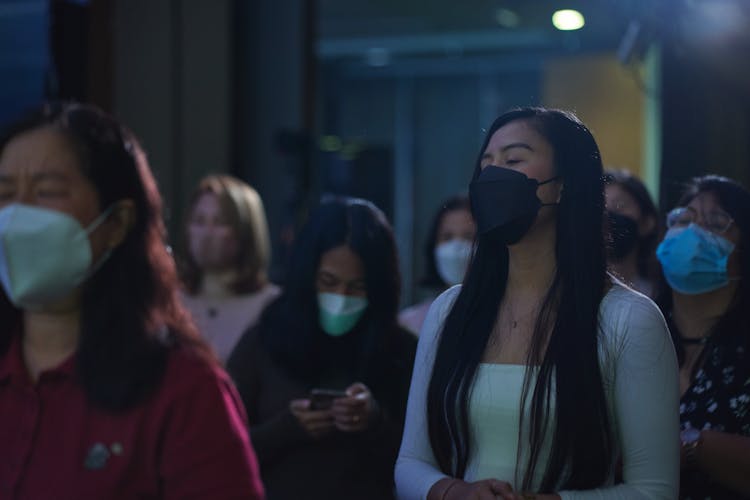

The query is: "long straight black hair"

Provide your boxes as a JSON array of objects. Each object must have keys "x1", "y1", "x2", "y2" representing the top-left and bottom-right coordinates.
[
  {"x1": 256, "y1": 197, "x2": 403, "y2": 386},
  {"x1": 426, "y1": 107, "x2": 613, "y2": 492}
]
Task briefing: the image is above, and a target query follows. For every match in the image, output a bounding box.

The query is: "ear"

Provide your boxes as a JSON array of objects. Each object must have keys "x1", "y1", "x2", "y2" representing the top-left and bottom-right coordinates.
[
  {"x1": 105, "y1": 199, "x2": 136, "y2": 249},
  {"x1": 639, "y1": 213, "x2": 656, "y2": 237}
]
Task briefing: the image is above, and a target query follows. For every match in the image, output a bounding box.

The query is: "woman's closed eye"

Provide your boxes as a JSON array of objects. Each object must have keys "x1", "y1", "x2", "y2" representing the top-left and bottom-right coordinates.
[
  {"x1": 37, "y1": 189, "x2": 68, "y2": 199},
  {"x1": 317, "y1": 272, "x2": 339, "y2": 289}
]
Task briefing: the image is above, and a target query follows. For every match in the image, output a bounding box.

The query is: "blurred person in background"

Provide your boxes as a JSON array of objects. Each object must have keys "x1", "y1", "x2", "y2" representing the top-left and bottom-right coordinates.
[
  {"x1": 396, "y1": 107, "x2": 678, "y2": 500},
  {"x1": 604, "y1": 168, "x2": 661, "y2": 298},
  {"x1": 656, "y1": 175, "x2": 750, "y2": 499},
  {"x1": 227, "y1": 197, "x2": 416, "y2": 500},
  {"x1": 399, "y1": 195, "x2": 475, "y2": 335},
  {"x1": 0, "y1": 103, "x2": 263, "y2": 499},
  {"x1": 180, "y1": 175, "x2": 280, "y2": 364}
]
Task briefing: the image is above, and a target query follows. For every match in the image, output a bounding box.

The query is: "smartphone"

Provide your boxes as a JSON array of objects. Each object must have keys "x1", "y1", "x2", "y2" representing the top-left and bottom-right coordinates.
[{"x1": 309, "y1": 388, "x2": 348, "y2": 410}]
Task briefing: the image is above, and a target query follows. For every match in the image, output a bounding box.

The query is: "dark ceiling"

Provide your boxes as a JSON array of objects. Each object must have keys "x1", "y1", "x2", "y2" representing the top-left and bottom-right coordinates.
[
  {"x1": 317, "y1": 0, "x2": 629, "y2": 61},
  {"x1": 317, "y1": 0, "x2": 750, "y2": 90}
]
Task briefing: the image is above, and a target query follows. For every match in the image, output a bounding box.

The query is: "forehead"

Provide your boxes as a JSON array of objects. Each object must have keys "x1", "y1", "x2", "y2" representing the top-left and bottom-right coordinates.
[
  {"x1": 484, "y1": 119, "x2": 549, "y2": 152},
  {"x1": 440, "y1": 208, "x2": 473, "y2": 229},
  {"x1": 319, "y1": 245, "x2": 364, "y2": 276},
  {"x1": 606, "y1": 184, "x2": 636, "y2": 203},
  {"x1": 192, "y1": 192, "x2": 221, "y2": 212},
  {"x1": 0, "y1": 126, "x2": 82, "y2": 178},
  {"x1": 685, "y1": 191, "x2": 722, "y2": 212}
]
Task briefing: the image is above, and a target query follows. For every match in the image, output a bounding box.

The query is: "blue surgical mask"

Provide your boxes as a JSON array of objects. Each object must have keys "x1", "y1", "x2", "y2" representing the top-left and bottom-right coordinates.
[
  {"x1": 317, "y1": 292, "x2": 368, "y2": 336},
  {"x1": 656, "y1": 224, "x2": 736, "y2": 295}
]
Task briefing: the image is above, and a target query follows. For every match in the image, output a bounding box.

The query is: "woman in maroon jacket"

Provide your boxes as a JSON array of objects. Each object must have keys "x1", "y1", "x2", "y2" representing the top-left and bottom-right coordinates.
[{"x1": 0, "y1": 103, "x2": 264, "y2": 500}]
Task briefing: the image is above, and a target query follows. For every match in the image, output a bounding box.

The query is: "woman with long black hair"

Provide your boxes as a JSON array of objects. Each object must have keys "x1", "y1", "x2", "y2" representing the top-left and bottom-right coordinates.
[
  {"x1": 227, "y1": 197, "x2": 416, "y2": 499},
  {"x1": 396, "y1": 108, "x2": 679, "y2": 499}
]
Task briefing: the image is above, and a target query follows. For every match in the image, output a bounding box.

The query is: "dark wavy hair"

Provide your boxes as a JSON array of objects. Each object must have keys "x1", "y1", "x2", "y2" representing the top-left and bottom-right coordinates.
[
  {"x1": 254, "y1": 197, "x2": 402, "y2": 384},
  {"x1": 420, "y1": 195, "x2": 472, "y2": 289},
  {"x1": 427, "y1": 107, "x2": 613, "y2": 492},
  {"x1": 604, "y1": 168, "x2": 662, "y2": 284},
  {"x1": 662, "y1": 175, "x2": 750, "y2": 370},
  {"x1": 0, "y1": 102, "x2": 210, "y2": 411}
]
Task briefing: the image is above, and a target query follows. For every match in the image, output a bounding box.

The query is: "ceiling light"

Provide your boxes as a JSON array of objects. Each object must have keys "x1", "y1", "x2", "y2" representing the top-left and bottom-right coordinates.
[{"x1": 552, "y1": 9, "x2": 585, "y2": 31}]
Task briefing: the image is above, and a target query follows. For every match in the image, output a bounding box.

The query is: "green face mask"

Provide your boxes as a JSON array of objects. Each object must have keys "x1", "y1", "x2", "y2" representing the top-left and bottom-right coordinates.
[{"x1": 317, "y1": 292, "x2": 368, "y2": 336}]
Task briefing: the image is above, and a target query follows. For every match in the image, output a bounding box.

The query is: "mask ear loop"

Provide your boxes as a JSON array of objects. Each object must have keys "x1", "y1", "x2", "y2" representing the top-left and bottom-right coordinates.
[
  {"x1": 537, "y1": 176, "x2": 561, "y2": 207},
  {"x1": 83, "y1": 204, "x2": 118, "y2": 236},
  {"x1": 81, "y1": 203, "x2": 121, "y2": 280},
  {"x1": 689, "y1": 223, "x2": 743, "y2": 283}
]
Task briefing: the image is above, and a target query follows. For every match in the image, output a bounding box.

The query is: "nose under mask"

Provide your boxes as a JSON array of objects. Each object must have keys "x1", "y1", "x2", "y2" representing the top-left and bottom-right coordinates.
[{"x1": 469, "y1": 165, "x2": 558, "y2": 246}]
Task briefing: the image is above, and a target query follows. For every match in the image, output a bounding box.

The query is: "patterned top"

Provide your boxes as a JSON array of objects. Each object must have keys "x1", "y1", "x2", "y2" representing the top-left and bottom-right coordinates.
[{"x1": 679, "y1": 331, "x2": 750, "y2": 499}]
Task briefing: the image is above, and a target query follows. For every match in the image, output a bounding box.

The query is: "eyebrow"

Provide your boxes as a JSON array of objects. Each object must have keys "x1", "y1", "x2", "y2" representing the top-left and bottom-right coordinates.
[
  {"x1": 0, "y1": 171, "x2": 70, "y2": 183},
  {"x1": 481, "y1": 143, "x2": 534, "y2": 160},
  {"x1": 318, "y1": 270, "x2": 365, "y2": 284},
  {"x1": 501, "y1": 142, "x2": 533, "y2": 153}
]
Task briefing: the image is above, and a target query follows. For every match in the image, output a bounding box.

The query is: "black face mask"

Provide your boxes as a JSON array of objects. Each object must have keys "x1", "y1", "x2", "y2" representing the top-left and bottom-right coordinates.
[
  {"x1": 606, "y1": 211, "x2": 639, "y2": 260},
  {"x1": 469, "y1": 166, "x2": 558, "y2": 246}
]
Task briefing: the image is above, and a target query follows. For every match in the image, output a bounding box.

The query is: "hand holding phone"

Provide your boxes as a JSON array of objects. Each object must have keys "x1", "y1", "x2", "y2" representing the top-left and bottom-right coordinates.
[
  {"x1": 289, "y1": 392, "x2": 340, "y2": 439},
  {"x1": 330, "y1": 382, "x2": 378, "y2": 433},
  {"x1": 309, "y1": 388, "x2": 348, "y2": 410}
]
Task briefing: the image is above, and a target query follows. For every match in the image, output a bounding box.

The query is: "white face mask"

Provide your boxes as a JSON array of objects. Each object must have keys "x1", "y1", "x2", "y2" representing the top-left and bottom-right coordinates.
[
  {"x1": 0, "y1": 203, "x2": 113, "y2": 309},
  {"x1": 434, "y1": 239, "x2": 473, "y2": 286}
]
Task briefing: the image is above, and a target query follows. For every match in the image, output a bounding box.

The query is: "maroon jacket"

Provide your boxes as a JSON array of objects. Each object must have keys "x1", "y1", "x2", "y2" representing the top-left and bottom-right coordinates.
[{"x1": 0, "y1": 334, "x2": 264, "y2": 500}]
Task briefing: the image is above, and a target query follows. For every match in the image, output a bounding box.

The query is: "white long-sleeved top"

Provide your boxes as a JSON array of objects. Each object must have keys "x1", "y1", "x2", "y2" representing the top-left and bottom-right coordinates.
[{"x1": 395, "y1": 283, "x2": 680, "y2": 499}]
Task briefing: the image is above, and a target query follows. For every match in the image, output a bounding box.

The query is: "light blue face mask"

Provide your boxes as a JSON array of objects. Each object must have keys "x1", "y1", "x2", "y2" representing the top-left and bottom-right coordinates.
[
  {"x1": 656, "y1": 223, "x2": 736, "y2": 295},
  {"x1": 317, "y1": 292, "x2": 369, "y2": 337},
  {"x1": 0, "y1": 203, "x2": 114, "y2": 309}
]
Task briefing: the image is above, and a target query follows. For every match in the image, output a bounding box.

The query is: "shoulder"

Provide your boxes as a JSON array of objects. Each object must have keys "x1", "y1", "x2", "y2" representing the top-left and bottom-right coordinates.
[
  {"x1": 416, "y1": 285, "x2": 462, "y2": 349},
  {"x1": 598, "y1": 282, "x2": 672, "y2": 359},
  {"x1": 431, "y1": 285, "x2": 462, "y2": 316},
  {"x1": 399, "y1": 300, "x2": 434, "y2": 335},
  {"x1": 161, "y1": 347, "x2": 233, "y2": 397},
  {"x1": 179, "y1": 290, "x2": 200, "y2": 310},
  {"x1": 600, "y1": 282, "x2": 666, "y2": 328},
  {"x1": 251, "y1": 283, "x2": 281, "y2": 302}
]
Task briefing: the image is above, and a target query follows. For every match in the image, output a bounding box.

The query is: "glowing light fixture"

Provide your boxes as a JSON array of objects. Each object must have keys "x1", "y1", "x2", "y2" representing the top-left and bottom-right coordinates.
[{"x1": 552, "y1": 9, "x2": 585, "y2": 31}]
